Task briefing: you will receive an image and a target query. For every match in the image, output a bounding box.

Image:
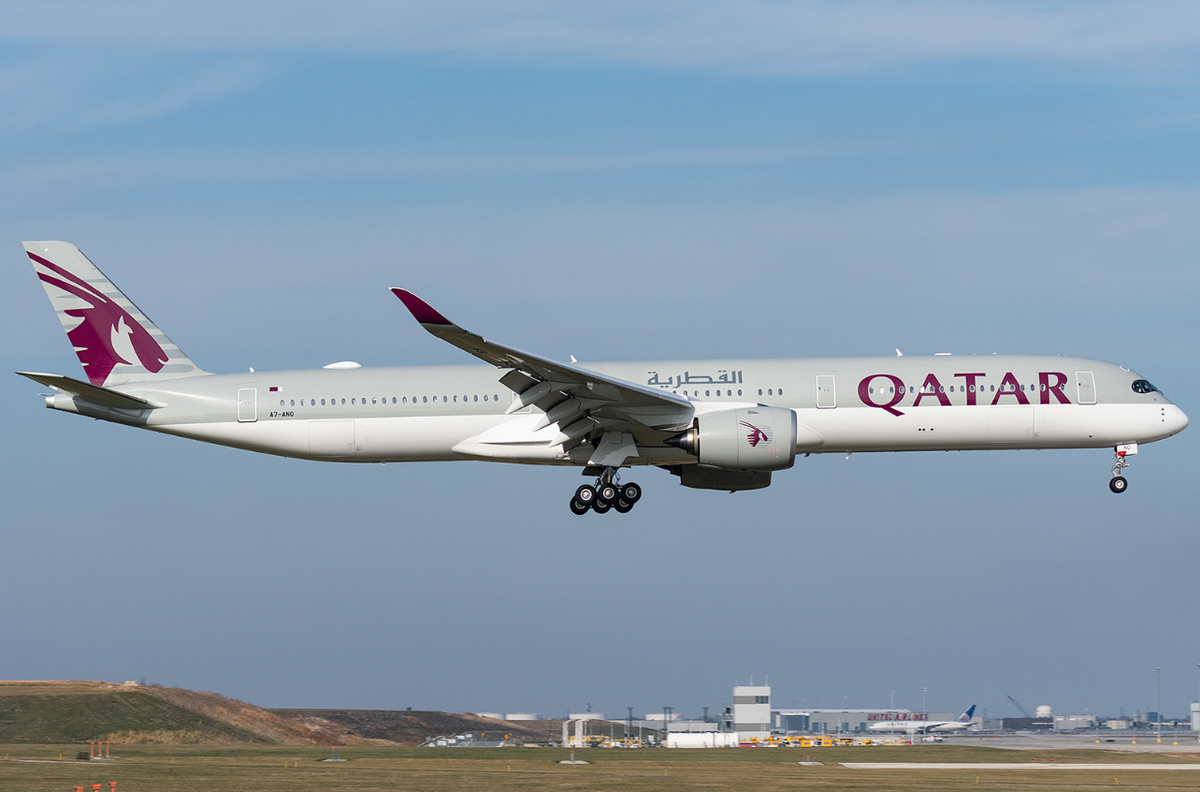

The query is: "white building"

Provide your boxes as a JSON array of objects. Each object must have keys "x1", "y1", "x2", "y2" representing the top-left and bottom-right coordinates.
[
  {"x1": 1054, "y1": 715, "x2": 1097, "y2": 731},
  {"x1": 1191, "y1": 702, "x2": 1198, "y2": 733},
  {"x1": 720, "y1": 685, "x2": 771, "y2": 740}
]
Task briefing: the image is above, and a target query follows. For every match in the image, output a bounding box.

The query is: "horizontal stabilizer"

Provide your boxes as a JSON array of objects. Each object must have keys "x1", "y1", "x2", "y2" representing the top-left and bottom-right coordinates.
[{"x1": 15, "y1": 371, "x2": 159, "y2": 409}]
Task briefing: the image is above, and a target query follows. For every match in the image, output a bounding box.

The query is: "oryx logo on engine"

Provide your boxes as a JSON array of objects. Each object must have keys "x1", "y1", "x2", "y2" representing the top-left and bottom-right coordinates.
[{"x1": 740, "y1": 420, "x2": 770, "y2": 447}]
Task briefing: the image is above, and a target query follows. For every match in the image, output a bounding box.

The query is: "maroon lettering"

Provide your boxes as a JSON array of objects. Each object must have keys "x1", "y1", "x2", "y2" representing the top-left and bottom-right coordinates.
[
  {"x1": 990, "y1": 372, "x2": 1030, "y2": 405},
  {"x1": 858, "y1": 374, "x2": 906, "y2": 416},
  {"x1": 954, "y1": 372, "x2": 986, "y2": 406},
  {"x1": 913, "y1": 373, "x2": 950, "y2": 407},
  {"x1": 1040, "y1": 371, "x2": 1070, "y2": 404}
]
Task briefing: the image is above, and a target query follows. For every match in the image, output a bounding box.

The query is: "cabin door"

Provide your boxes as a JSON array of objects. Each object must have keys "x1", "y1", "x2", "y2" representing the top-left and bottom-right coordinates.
[{"x1": 237, "y1": 388, "x2": 258, "y2": 422}]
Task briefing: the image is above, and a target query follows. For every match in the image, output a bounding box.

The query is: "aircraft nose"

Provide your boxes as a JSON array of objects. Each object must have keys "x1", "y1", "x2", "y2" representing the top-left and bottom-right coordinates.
[{"x1": 1172, "y1": 405, "x2": 1189, "y2": 434}]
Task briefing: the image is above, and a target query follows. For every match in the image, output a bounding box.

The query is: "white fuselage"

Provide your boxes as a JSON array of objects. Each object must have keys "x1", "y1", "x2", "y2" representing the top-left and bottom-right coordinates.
[{"x1": 47, "y1": 354, "x2": 1188, "y2": 466}]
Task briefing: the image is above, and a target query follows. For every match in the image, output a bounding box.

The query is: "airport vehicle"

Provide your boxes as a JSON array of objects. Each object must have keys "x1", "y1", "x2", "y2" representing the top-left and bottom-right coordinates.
[
  {"x1": 868, "y1": 706, "x2": 978, "y2": 735},
  {"x1": 18, "y1": 241, "x2": 1188, "y2": 514}
]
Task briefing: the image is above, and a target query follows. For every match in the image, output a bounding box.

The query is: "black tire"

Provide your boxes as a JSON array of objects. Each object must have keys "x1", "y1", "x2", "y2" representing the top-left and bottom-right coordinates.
[
  {"x1": 621, "y1": 483, "x2": 641, "y2": 503},
  {"x1": 599, "y1": 483, "x2": 618, "y2": 503},
  {"x1": 592, "y1": 499, "x2": 612, "y2": 514},
  {"x1": 614, "y1": 499, "x2": 633, "y2": 513},
  {"x1": 575, "y1": 484, "x2": 596, "y2": 504},
  {"x1": 1109, "y1": 476, "x2": 1128, "y2": 494},
  {"x1": 570, "y1": 499, "x2": 590, "y2": 515}
]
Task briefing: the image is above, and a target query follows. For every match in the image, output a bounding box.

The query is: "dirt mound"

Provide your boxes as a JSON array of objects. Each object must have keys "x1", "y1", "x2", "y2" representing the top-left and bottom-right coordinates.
[{"x1": 270, "y1": 709, "x2": 555, "y2": 746}]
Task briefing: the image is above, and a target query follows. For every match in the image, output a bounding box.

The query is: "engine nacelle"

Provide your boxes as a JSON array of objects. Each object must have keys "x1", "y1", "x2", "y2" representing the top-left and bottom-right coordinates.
[
  {"x1": 670, "y1": 466, "x2": 773, "y2": 491},
  {"x1": 665, "y1": 406, "x2": 797, "y2": 472}
]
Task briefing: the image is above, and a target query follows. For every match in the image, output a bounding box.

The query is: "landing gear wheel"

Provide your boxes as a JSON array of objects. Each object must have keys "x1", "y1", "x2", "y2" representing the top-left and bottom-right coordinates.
[
  {"x1": 614, "y1": 499, "x2": 633, "y2": 513},
  {"x1": 620, "y1": 483, "x2": 641, "y2": 504},
  {"x1": 592, "y1": 499, "x2": 612, "y2": 514},
  {"x1": 574, "y1": 485, "x2": 597, "y2": 505},
  {"x1": 598, "y1": 483, "x2": 618, "y2": 504},
  {"x1": 569, "y1": 499, "x2": 590, "y2": 515},
  {"x1": 1109, "y1": 476, "x2": 1128, "y2": 494}
]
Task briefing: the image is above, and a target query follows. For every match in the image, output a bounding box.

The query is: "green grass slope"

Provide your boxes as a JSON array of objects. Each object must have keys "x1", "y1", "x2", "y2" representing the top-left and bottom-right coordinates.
[{"x1": 0, "y1": 690, "x2": 264, "y2": 744}]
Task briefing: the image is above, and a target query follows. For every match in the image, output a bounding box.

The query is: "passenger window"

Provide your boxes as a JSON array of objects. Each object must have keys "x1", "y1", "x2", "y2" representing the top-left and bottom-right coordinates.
[
  {"x1": 738, "y1": 389, "x2": 742, "y2": 396},
  {"x1": 768, "y1": 389, "x2": 773, "y2": 396},
  {"x1": 290, "y1": 399, "x2": 295, "y2": 406},
  {"x1": 474, "y1": 395, "x2": 478, "y2": 402},
  {"x1": 705, "y1": 390, "x2": 710, "y2": 397},
  {"x1": 758, "y1": 389, "x2": 763, "y2": 396},
  {"x1": 779, "y1": 389, "x2": 784, "y2": 396},
  {"x1": 483, "y1": 395, "x2": 488, "y2": 401},
  {"x1": 423, "y1": 396, "x2": 428, "y2": 403}
]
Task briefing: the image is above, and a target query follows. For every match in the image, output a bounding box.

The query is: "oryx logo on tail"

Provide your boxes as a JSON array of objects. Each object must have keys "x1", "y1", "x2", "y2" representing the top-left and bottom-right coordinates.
[{"x1": 29, "y1": 251, "x2": 168, "y2": 386}]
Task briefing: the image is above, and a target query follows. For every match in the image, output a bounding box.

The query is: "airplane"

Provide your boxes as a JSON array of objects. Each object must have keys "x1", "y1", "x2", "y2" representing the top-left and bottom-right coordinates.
[
  {"x1": 18, "y1": 241, "x2": 1189, "y2": 515},
  {"x1": 868, "y1": 705, "x2": 977, "y2": 735}
]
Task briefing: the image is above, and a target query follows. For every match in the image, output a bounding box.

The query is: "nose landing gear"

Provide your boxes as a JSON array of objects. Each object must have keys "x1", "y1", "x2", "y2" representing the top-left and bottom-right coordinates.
[
  {"x1": 1109, "y1": 444, "x2": 1136, "y2": 494},
  {"x1": 569, "y1": 468, "x2": 642, "y2": 515}
]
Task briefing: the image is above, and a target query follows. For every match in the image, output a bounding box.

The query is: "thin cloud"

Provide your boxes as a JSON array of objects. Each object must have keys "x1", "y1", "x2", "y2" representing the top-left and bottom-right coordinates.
[
  {"x1": 2, "y1": 1, "x2": 1200, "y2": 78},
  {"x1": 0, "y1": 57, "x2": 265, "y2": 134}
]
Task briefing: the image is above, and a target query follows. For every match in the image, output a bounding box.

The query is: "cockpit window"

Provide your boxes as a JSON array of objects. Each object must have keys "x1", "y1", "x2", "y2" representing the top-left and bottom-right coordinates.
[{"x1": 1131, "y1": 379, "x2": 1159, "y2": 394}]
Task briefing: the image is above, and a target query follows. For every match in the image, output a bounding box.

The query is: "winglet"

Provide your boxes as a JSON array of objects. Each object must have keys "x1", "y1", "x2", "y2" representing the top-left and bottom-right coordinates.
[{"x1": 390, "y1": 288, "x2": 454, "y2": 326}]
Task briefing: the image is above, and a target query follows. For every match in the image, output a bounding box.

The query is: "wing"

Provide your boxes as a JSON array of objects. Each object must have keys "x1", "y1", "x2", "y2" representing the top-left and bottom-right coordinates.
[{"x1": 391, "y1": 289, "x2": 694, "y2": 466}]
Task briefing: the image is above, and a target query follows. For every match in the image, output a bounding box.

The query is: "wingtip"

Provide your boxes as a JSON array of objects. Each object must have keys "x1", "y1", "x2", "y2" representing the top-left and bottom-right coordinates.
[{"x1": 390, "y1": 288, "x2": 453, "y2": 326}]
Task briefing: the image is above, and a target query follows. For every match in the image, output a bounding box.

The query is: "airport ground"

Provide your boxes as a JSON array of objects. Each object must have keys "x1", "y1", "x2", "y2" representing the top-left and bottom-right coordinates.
[{"x1": 4, "y1": 740, "x2": 1200, "y2": 792}]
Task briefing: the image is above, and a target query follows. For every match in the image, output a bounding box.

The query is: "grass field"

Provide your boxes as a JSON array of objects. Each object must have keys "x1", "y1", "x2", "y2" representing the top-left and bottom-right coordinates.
[{"x1": 4, "y1": 743, "x2": 1200, "y2": 792}]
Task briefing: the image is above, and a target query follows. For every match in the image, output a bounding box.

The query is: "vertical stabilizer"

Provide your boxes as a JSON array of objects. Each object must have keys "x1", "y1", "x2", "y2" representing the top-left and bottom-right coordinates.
[{"x1": 24, "y1": 241, "x2": 208, "y2": 387}]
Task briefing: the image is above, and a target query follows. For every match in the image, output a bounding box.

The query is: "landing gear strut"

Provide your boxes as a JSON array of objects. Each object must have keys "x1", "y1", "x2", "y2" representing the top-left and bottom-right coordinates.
[
  {"x1": 1109, "y1": 444, "x2": 1135, "y2": 494},
  {"x1": 569, "y1": 467, "x2": 642, "y2": 515}
]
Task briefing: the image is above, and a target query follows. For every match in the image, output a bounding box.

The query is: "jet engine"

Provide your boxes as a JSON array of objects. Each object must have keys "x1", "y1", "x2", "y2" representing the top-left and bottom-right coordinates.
[{"x1": 664, "y1": 406, "x2": 797, "y2": 472}]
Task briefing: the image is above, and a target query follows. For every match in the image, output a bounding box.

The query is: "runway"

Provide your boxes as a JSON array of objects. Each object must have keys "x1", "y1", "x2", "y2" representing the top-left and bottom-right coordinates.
[
  {"x1": 944, "y1": 733, "x2": 1200, "y2": 753},
  {"x1": 843, "y1": 763, "x2": 1200, "y2": 770}
]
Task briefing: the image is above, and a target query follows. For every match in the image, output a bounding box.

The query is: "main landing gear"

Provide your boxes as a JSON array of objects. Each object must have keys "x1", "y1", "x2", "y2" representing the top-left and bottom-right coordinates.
[
  {"x1": 1109, "y1": 444, "x2": 1135, "y2": 494},
  {"x1": 570, "y1": 468, "x2": 642, "y2": 515}
]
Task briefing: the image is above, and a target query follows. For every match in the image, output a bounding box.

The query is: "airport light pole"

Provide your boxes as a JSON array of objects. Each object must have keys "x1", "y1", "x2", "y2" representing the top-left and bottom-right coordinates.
[
  {"x1": 1156, "y1": 667, "x2": 1162, "y2": 740},
  {"x1": 923, "y1": 687, "x2": 927, "y2": 721}
]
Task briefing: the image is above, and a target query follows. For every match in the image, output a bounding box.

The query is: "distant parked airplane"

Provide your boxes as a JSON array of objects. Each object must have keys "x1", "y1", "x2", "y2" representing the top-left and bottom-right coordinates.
[
  {"x1": 19, "y1": 241, "x2": 1188, "y2": 514},
  {"x1": 868, "y1": 705, "x2": 977, "y2": 735}
]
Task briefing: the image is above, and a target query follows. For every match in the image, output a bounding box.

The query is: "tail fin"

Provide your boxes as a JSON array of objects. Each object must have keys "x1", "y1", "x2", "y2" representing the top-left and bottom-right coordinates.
[
  {"x1": 958, "y1": 705, "x2": 976, "y2": 722},
  {"x1": 24, "y1": 241, "x2": 207, "y2": 387}
]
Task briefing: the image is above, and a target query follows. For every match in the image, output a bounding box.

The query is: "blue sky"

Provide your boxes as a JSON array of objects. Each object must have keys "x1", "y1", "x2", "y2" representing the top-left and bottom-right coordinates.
[{"x1": 2, "y1": 2, "x2": 1200, "y2": 722}]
